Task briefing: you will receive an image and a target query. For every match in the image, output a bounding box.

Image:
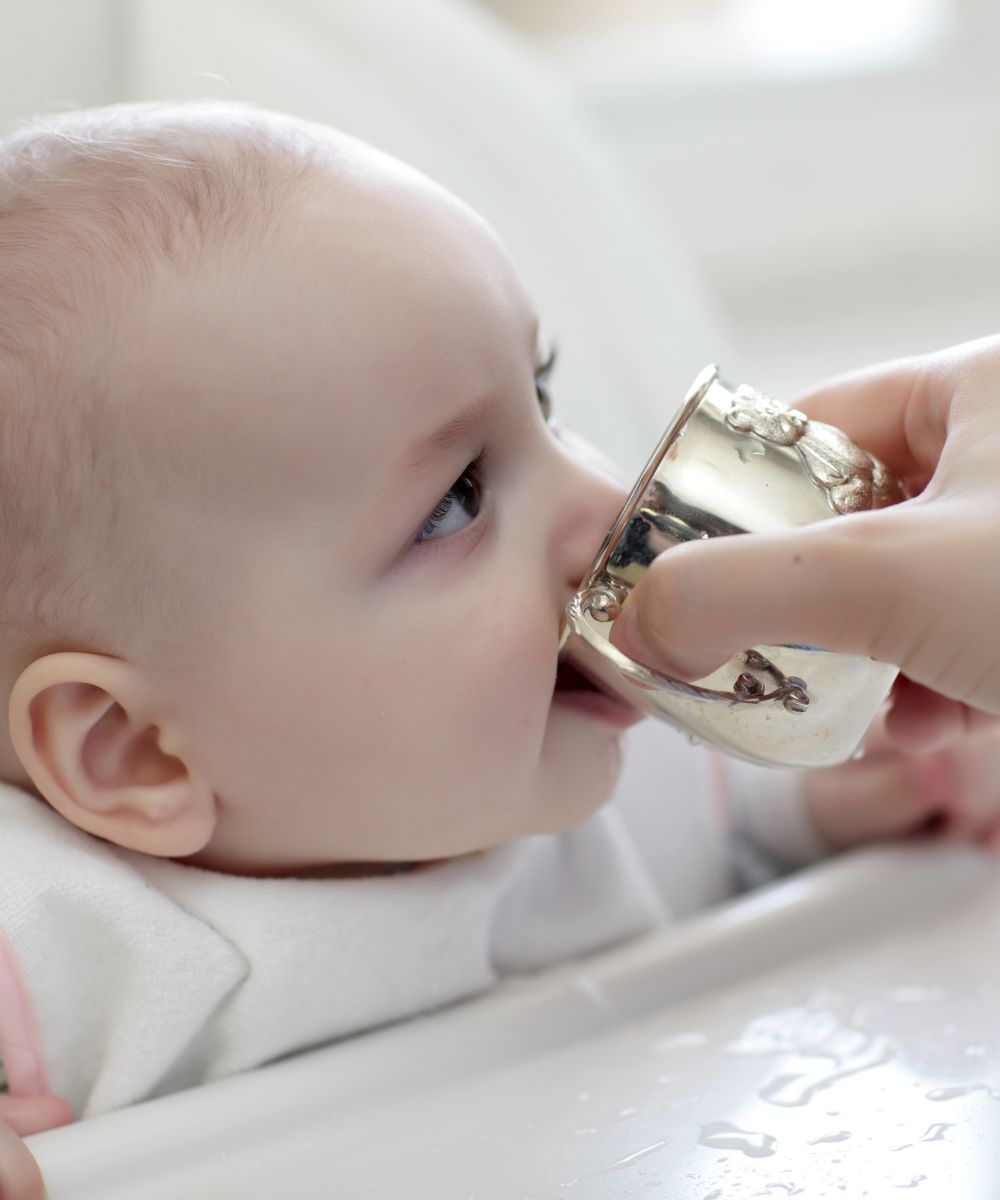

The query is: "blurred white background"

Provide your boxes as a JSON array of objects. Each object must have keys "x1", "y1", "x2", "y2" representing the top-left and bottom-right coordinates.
[
  {"x1": 480, "y1": 0, "x2": 1000, "y2": 397},
  {"x1": 1, "y1": 0, "x2": 997, "y2": 409}
]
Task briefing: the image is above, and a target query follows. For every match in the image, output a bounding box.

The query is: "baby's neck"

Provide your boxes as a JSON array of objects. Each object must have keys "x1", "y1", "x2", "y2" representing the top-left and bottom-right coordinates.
[{"x1": 303, "y1": 860, "x2": 434, "y2": 879}]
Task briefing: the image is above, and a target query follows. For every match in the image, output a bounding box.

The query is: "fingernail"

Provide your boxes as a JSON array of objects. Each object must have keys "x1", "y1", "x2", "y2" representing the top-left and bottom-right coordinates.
[{"x1": 611, "y1": 602, "x2": 659, "y2": 668}]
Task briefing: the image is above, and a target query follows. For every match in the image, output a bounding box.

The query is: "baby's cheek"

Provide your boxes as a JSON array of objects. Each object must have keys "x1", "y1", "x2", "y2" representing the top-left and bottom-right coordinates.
[
  {"x1": 461, "y1": 658, "x2": 548, "y2": 747},
  {"x1": 454, "y1": 623, "x2": 552, "y2": 750}
]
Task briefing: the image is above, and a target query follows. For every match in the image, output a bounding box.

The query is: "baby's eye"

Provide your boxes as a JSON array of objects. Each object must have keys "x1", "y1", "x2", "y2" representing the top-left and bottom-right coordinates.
[
  {"x1": 535, "y1": 345, "x2": 557, "y2": 424},
  {"x1": 416, "y1": 457, "x2": 484, "y2": 543}
]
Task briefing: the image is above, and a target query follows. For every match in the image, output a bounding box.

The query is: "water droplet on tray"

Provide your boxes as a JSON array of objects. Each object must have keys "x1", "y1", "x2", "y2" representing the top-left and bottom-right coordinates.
[
  {"x1": 575, "y1": 1139, "x2": 669, "y2": 1180},
  {"x1": 699, "y1": 1122, "x2": 777, "y2": 1158},
  {"x1": 808, "y1": 1130, "x2": 851, "y2": 1145},
  {"x1": 926, "y1": 1084, "x2": 992, "y2": 1102}
]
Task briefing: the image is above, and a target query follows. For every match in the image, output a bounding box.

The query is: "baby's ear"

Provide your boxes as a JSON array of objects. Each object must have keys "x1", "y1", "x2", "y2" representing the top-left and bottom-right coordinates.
[{"x1": 7, "y1": 653, "x2": 216, "y2": 857}]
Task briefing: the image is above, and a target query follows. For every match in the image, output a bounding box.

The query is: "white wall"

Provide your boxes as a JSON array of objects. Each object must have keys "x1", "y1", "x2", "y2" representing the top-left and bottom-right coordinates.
[
  {"x1": 581, "y1": 56, "x2": 1000, "y2": 397},
  {"x1": 0, "y1": 1, "x2": 121, "y2": 129}
]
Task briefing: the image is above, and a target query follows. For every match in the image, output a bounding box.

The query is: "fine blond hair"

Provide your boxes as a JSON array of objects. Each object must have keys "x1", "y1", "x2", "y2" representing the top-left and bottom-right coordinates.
[{"x1": 0, "y1": 101, "x2": 319, "y2": 782}]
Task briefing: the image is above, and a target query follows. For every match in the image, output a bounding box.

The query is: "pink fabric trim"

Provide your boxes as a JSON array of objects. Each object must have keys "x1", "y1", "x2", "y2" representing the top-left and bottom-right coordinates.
[{"x1": 0, "y1": 930, "x2": 49, "y2": 1098}]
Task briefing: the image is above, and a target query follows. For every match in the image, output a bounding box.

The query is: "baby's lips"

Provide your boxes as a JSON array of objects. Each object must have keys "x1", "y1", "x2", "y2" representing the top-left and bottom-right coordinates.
[{"x1": 552, "y1": 649, "x2": 645, "y2": 729}]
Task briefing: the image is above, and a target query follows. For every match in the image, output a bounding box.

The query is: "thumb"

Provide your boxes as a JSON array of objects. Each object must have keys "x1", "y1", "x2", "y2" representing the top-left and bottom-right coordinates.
[{"x1": 609, "y1": 507, "x2": 910, "y2": 681}]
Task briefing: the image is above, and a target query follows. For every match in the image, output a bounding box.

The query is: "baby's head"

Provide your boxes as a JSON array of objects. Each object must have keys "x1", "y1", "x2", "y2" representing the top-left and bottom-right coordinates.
[{"x1": 0, "y1": 102, "x2": 633, "y2": 874}]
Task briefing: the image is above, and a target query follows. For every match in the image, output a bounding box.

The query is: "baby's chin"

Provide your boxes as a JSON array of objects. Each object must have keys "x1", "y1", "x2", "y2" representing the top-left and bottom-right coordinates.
[{"x1": 530, "y1": 719, "x2": 626, "y2": 836}]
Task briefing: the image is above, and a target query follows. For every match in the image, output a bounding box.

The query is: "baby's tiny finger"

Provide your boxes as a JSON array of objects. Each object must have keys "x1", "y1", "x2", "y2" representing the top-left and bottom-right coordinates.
[
  {"x1": 0, "y1": 1119, "x2": 46, "y2": 1200},
  {"x1": 0, "y1": 1095, "x2": 73, "y2": 1138}
]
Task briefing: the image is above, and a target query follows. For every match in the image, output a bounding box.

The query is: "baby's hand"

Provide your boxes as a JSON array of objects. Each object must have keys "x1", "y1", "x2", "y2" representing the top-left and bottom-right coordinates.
[
  {"x1": 0, "y1": 1093, "x2": 73, "y2": 1200},
  {"x1": 0, "y1": 1119, "x2": 44, "y2": 1200},
  {"x1": 803, "y1": 717, "x2": 1000, "y2": 852}
]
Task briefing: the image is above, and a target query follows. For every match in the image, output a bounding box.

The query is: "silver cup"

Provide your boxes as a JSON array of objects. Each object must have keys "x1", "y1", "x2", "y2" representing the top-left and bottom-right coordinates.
[{"x1": 561, "y1": 365, "x2": 903, "y2": 768}]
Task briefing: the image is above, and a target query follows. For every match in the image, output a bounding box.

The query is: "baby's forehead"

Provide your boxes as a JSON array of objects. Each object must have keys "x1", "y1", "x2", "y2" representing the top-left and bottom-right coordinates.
[
  {"x1": 130, "y1": 148, "x2": 536, "y2": 528},
  {"x1": 293, "y1": 155, "x2": 527, "y2": 320}
]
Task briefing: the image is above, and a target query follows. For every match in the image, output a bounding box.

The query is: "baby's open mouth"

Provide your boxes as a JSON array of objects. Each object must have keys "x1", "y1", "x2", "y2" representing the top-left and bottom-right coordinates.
[
  {"x1": 552, "y1": 654, "x2": 645, "y2": 729},
  {"x1": 553, "y1": 657, "x2": 604, "y2": 694}
]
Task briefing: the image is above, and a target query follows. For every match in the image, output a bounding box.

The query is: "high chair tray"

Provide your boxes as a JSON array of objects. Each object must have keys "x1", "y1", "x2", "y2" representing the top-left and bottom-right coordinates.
[{"x1": 32, "y1": 844, "x2": 1000, "y2": 1198}]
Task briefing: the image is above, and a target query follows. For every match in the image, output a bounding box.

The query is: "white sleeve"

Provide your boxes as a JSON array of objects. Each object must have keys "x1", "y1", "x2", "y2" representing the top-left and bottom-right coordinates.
[{"x1": 721, "y1": 756, "x2": 836, "y2": 888}]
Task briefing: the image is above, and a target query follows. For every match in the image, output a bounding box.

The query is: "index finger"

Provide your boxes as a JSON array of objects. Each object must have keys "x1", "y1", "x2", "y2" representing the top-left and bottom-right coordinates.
[{"x1": 790, "y1": 341, "x2": 980, "y2": 486}]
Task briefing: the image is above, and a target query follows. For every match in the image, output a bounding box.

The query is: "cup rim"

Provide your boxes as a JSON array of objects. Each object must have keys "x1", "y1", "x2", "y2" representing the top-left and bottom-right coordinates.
[{"x1": 583, "y1": 363, "x2": 719, "y2": 587}]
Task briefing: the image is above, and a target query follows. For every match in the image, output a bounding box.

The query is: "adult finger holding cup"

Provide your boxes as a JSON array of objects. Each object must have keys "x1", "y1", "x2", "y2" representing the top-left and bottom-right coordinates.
[{"x1": 608, "y1": 337, "x2": 1000, "y2": 753}]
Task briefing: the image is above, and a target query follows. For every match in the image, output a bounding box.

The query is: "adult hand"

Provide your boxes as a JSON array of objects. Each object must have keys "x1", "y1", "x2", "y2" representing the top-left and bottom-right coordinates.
[{"x1": 610, "y1": 336, "x2": 1000, "y2": 752}]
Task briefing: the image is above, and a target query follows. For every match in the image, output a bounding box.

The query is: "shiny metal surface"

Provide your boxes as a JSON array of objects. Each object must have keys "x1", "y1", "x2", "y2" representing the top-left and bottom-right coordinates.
[{"x1": 563, "y1": 366, "x2": 902, "y2": 767}]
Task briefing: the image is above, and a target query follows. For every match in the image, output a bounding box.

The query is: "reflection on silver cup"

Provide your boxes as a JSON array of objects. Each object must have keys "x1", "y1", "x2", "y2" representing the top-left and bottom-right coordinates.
[{"x1": 562, "y1": 366, "x2": 903, "y2": 768}]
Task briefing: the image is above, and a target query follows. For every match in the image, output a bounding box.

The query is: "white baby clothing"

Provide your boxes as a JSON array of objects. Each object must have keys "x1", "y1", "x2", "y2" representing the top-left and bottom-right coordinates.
[{"x1": 0, "y1": 723, "x2": 829, "y2": 1119}]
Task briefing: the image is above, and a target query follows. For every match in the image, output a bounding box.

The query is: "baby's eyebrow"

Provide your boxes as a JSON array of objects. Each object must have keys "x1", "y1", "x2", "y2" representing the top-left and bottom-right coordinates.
[
  {"x1": 367, "y1": 391, "x2": 501, "y2": 529},
  {"x1": 398, "y1": 392, "x2": 501, "y2": 482}
]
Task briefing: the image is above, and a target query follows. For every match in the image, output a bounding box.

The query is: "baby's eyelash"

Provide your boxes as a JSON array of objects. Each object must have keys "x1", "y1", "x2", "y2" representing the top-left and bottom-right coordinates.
[
  {"x1": 535, "y1": 343, "x2": 558, "y2": 420},
  {"x1": 415, "y1": 347, "x2": 557, "y2": 548},
  {"x1": 416, "y1": 446, "x2": 488, "y2": 543},
  {"x1": 536, "y1": 344, "x2": 558, "y2": 379}
]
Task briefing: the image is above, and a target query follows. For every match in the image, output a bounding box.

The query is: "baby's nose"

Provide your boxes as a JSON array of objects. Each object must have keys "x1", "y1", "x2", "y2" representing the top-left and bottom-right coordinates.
[{"x1": 554, "y1": 433, "x2": 629, "y2": 593}]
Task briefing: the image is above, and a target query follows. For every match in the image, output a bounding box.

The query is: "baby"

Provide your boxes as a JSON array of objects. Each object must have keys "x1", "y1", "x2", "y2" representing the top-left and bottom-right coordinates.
[{"x1": 2, "y1": 101, "x2": 1000, "y2": 1194}]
